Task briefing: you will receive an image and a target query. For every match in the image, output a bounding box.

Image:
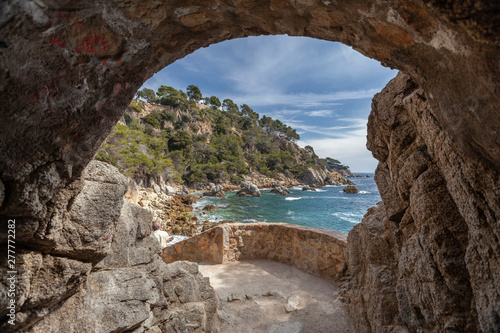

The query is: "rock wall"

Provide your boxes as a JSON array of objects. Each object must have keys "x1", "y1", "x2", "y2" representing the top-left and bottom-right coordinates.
[
  {"x1": 163, "y1": 223, "x2": 347, "y2": 283},
  {"x1": 0, "y1": 161, "x2": 219, "y2": 332},
  {"x1": 1, "y1": 0, "x2": 498, "y2": 224},
  {"x1": 344, "y1": 73, "x2": 500, "y2": 332}
]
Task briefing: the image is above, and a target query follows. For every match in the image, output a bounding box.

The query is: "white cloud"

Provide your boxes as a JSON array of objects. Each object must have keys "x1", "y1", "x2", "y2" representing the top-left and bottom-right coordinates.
[
  {"x1": 307, "y1": 110, "x2": 336, "y2": 117},
  {"x1": 229, "y1": 88, "x2": 381, "y2": 107}
]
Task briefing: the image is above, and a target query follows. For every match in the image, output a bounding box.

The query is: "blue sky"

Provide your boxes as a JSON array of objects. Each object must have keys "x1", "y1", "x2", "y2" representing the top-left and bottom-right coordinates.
[{"x1": 141, "y1": 35, "x2": 397, "y2": 172}]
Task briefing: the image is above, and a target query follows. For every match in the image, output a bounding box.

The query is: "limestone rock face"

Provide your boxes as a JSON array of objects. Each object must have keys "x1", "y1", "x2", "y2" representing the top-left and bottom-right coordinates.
[
  {"x1": 344, "y1": 203, "x2": 406, "y2": 333},
  {"x1": 344, "y1": 73, "x2": 500, "y2": 333},
  {"x1": 237, "y1": 181, "x2": 261, "y2": 197},
  {"x1": 0, "y1": 161, "x2": 219, "y2": 332},
  {"x1": 301, "y1": 167, "x2": 326, "y2": 186}
]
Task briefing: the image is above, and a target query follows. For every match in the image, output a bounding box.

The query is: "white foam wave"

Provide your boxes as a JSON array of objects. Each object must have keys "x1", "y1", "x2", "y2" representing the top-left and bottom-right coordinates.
[
  {"x1": 285, "y1": 197, "x2": 302, "y2": 201},
  {"x1": 314, "y1": 189, "x2": 326, "y2": 192},
  {"x1": 167, "y1": 235, "x2": 190, "y2": 246},
  {"x1": 359, "y1": 190, "x2": 369, "y2": 194},
  {"x1": 332, "y1": 212, "x2": 363, "y2": 224}
]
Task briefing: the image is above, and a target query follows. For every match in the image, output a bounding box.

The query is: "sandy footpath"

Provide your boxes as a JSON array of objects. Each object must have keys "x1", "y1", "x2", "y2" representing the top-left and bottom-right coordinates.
[{"x1": 199, "y1": 260, "x2": 354, "y2": 333}]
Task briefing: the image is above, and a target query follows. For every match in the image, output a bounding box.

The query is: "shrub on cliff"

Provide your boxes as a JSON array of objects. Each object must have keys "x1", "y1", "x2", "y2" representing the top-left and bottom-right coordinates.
[{"x1": 100, "y1": 84, "x2": 345, "y2": 185}]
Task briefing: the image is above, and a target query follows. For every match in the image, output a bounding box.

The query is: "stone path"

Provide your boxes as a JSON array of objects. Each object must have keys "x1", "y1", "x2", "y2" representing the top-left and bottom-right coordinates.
[{"x1": 199, "y1": 260, "x2": 354, "y2": 333}]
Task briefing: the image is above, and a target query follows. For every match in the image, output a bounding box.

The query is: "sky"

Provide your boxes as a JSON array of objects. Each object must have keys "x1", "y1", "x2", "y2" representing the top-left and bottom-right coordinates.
[{"x1": 141, "y1": 35, "x2": 397, "y2": 172}]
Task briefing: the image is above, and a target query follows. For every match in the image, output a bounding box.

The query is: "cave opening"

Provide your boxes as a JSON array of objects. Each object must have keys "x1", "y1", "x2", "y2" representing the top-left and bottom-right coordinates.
[{"x1": 120, "y1": 35, "x2": 397, "y2": 234}]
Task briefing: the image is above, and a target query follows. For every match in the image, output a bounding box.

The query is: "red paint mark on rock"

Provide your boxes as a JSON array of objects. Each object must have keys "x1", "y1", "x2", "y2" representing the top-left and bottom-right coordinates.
[
  {"x1": 113, "y1": 83, "x2": 122, "y2": 95},
  {"x1": 103, "y1": 235, "x2": 109, "y2": 241},
  {"x1": 50, "y1": 36, "x2": 66, "y2": 48},
  {"x1": 95, "y1": 100, "x2": 106, "y2": 112},
  {"x1": 75, "y1": 36, "x2": 108, "y2": 54}
]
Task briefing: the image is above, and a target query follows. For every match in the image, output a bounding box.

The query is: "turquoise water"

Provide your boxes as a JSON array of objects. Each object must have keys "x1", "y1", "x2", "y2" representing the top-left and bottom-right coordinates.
[{"x1": 193, "y1": 174, "x2": 380, "y2": 234}]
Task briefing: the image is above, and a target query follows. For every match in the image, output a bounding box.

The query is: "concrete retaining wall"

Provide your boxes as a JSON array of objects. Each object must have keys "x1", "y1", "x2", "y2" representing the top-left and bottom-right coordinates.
[{"x1": 162, "y1": 223, "x2": 347, "y2": 282}]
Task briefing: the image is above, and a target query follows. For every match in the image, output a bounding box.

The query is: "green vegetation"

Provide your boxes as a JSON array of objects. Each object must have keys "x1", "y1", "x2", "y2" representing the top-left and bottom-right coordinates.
[{"x1": 96, "y1": 84, "x2": 335, "y2": 184}]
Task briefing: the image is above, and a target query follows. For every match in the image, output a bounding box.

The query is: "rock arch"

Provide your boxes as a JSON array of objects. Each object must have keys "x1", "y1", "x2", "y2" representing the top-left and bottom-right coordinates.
[{"x1": 0, "y1": 1, "x2": 498, "y2": 332}]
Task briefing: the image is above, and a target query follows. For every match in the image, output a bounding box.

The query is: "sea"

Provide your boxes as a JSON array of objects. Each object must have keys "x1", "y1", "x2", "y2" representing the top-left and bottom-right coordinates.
[{"x1": 192, "y1": 173, "x2": 380, "y2": 235}]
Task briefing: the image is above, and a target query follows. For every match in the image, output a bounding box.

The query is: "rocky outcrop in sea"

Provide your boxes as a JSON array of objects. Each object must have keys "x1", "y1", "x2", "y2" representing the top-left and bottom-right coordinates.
[
  {"x1": 343, "y1": 186, "x2": 359, "y2": 194},
  {"x1": 203, "y1": 183, "x2": 226, "y2": 198},
  {"x1": 236, "y1": 181, "x2": 262, "y2": 197},
  {"x1": 270, "y1": 182, "x2": 291, "y2": 195}
]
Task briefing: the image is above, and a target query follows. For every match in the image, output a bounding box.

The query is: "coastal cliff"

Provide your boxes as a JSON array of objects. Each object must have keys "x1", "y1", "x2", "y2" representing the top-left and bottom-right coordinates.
[
  {"x1": 96, "y1": 98, "x2": 349, "y2": 191},
  {"x1": 343, "y1": 73, "x2": 500, "y2": 332}
]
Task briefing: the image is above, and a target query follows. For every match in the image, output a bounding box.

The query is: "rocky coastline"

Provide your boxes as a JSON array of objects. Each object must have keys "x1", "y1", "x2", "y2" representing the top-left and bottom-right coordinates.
[{"x1": 126, "y1": 169, "x2": 356, "y2": 239}]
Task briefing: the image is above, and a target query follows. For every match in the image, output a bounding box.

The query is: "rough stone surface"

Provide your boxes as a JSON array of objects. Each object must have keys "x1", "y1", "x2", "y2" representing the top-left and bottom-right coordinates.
[
  {"x1": 344, "y1": 203, "x2": 407, "y2": 333},
  {"x1": 301, "y1": 167, "x2": 327, "y2": 186},
  {"x1": 0, "y1": 179, "x2": 4, "y2": 208},
  {"x1": 344, "y1": 73, "x2": 500, "y2": 332},
  {"x1": 163, "y1": 222, "x2": 347, "y2": 283},
  {"x1": 0, "y1": 162, "x2": 219, "y2": 332},
  {"x1": 1, "y1": 1, "x2": 499, "y2": 333}
]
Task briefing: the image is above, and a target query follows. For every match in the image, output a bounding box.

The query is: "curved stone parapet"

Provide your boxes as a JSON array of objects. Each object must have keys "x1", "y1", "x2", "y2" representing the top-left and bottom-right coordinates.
[{"x1": 162, "y1": 222, "x2": 347, "y2": 282}]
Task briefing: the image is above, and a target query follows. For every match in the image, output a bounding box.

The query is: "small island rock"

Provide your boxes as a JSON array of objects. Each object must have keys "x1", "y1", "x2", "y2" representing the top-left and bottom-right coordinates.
[
  {"x1": 203, "y1": 183, "x2": 226, "y2": 198},
  {"x1": 325, "y1": 171, "x2": 354, "y2": 186},
  {"x1": 343, "y1": 185, "x2": 359, "y2": 194},
  {"x1": 237, "y1": 181, "x2": 261, "y2": 197},
  {"x1": 270, "y1": 182, "x2": 291, "y2": 195},
  {"x1": 302, "y1": 185, "x2": 317, "y2": 191}
]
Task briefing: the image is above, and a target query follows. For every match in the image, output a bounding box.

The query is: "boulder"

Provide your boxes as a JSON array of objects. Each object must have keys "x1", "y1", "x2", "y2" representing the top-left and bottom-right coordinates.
[
  {"x1": 302, "y1": 185, "x2": 316, "y2": 192},
  {"x1": 180, "y1": 194, "x2": 197, "y2": 206},
  {"x1": 325, "y1": 171, "x2": 353, "y2": 186},
  {"x1": 236, "y1": 181, "x2": 261, "y2": 197},
  {"x1": 343, "y1": 186, "x2": 359, "y2": 194},
  {"x1": 203, "y1": 183, "x2": 226, "y2": 199},
  {"x1": 270, "y1": 183, "x2": 291, "y2": 195},
  {"x1": 202, "y1": 205, "x2": 217, "y2": 211}
]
